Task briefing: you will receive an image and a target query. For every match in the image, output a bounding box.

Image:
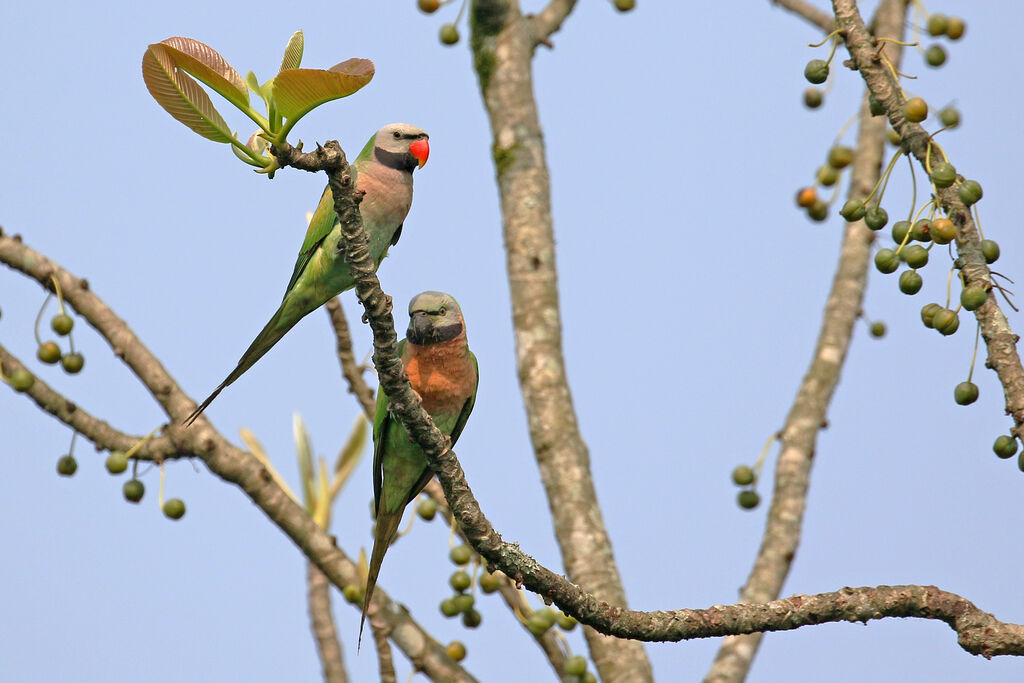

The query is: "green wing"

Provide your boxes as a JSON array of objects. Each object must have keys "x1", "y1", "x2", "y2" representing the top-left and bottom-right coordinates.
[
  {"x1": 372, "y1": 338, "x2": 406, "y2": 512},
  {"x1": 448, "y1": 350, "x2": 478, "y2": 446},
  {"x1": 283, "y1": 134, "x2": 376, "y2": 296}
]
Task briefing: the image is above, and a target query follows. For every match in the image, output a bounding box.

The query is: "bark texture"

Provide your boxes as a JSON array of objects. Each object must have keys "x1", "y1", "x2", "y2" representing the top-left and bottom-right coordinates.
[{"x1": 468, "y1": 2, "x2": 654, "y2": 680}]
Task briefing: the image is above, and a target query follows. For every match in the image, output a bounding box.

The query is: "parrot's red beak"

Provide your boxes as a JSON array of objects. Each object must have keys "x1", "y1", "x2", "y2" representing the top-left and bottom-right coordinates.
[{"x1": 409, "y1": 138, "x2": 429, "y2": 169}]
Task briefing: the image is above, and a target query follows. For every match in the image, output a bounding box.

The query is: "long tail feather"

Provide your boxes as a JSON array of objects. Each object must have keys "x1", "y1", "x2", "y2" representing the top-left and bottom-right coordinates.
[
  {"x1": 358, "y1": 507, "x2": 403, "y2": 651},
  {"x1": 183, "y1": 304, "x2": 300, "y2": 426}
]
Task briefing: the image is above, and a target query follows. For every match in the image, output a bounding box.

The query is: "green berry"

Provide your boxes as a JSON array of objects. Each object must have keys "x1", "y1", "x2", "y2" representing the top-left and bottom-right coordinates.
[
  {"x1": 891, "y1": 220, "x2": 910, "y2": 244},
  {"x1": 51, "y1": 313, "x2": 74, "y2": 336},
  {"x1": 57, "y1": 454, "x2": 78, "y2": 476},
  {"x1": 910, "y1": 219, "x2": 932, "y2": 243},
  {"x1": 958, "y1": 180, "x2": 983, "y2": 205},
  {"x1": 925, "y1": 45, "x2": 947, "y2": 67},
  {"x1": 343, "y1": 584, "x2": 363, "y2": 605},
  {"x1": 37, "y1": 341, "x2": 61, "y2": 364},
  {"x1": 954, "y1": 381, "x2": 979, "y2": 406},
  {"x1": 1018, "y1": 451, "x2": 1024, "y2": 473},
  {"x1": 453, "y1": 593, "x2": 475, "y2": 613},
  {"x1": 904, "y1": 97, "x2": 928, "y2": 123},
  {"x1": 418, "y1": 0, "x2": 441, "y2": 12},
  {"x1": 874, "y1": 248, "x2": 900, "y2": 274},
  {"x1": 163, "y1": 498, "x2": 186, "y2": 520},
  {"x1": 613, "y1": 0, "x2": 636, "y2": 11},
  {"x1": 930, "y1": 161, "x2": 956, "y2": 188},
  {"x1": 123, "y1": 478, "x2": 145, "y2": 503},
  {"x1": 870, "y1": 321, "x2": 886, "y2": 338},
  {"x1": 865, "y1": 206, "x2": 888, "y2": 231},
  {"x1": 565, "y1": 655, "x2": 588, "y2": 676},
  {"x1": 803, "y1": 87, "x2": 823, "y2": 109},
  {"x1": 449, "y1": 570, "x2": 472, "y2": 592},
  {"x1": 534, "y1": 607, "x2": 557, "y2": 628},
  {"x1": 840, "y1": 199, "x2": 866, "y2": 222},
  {"x1": 416, "y1": 497, "x2": 437, "y2": 521},
  {"x1": 440, "y1": 597, "x2": 460, "y2": 617},
  {"x1": 526, "y1": 612, "x2": 552, "y2": 636},
  {"x1": 439, "y1": 23, "x2": 460, "y2": 45},
  {"x1": 737, "y1": 490, "x2": 760, "y2": 510},
  {"x1": 961, "y1": 285, "x2": 988, "y2": 311},
  {"x1": 446, "y1": 641, "x2": 467, "y2": 662},
  {"x1": 926, "y1": 13, "x2": 949, "y2": 37},
  {"x1": 582, "y1": 673, "x2": 598, "y2": 683},
  {"x1": 556, "y1": 611, "x2": 577, "y2": 630},
  {"x1": 828, "y1": 146, "x2": 854, "y2": 169},
  {"x1": 920, "y1": 303, "x2": 942, "y2": 328},
  {"x1": 10, "y1": 368, "x2": 34, "y2": 392},
  {"x1": 61, "y1": 353, "x2": 84, "y2": 374},
  {"x1": 929, "y1": 218, "x2": 955, "y2": 245},
  {"x1": 939, "y1": 106, "x2": 961, "y2": 128},
  {"x1": 994, "y1": 435, "x2": 1018, "y2": 459},
  {"x1": 981, "y1": 239, "x2": 1000, "y2": 264},
  {"x1": 804, "y1": 59, "x2": 829, "y2": 85},
  {"x1": 731, "y1": 465, "x2": 755, "y2": 486},
  {"x1": 946, "y1": 17, "x2": 965, "y2": 40},
  {"x1": 807, "y1": 199, "x2": 829, "y2": 222},
  {"x1": 479, "y1": 571, "x2": 501, "y2": 593},
  {"x1": 903, "y1": 244, "x2": 929, "y2": 269},
  {"x1": 105, "y1": 451, "x2": 128, "y2": 474},
  {"x1": 932, "y1": 308, "x2": 960, "y2": 335},
  {"x1": 898, "y1": 270, "x2": 923, "y2": 295},
  {"x1": 449, "y1": 545, "x2": 473, "y2": 566},
  {"x1": 462, "y1": 609, "x2": 482, "y2": 628},
  {"x1": 868, "y1": 94, "x2": 886, "y2": 116},
  {"x1": 816, "y1": 165, "x2": 838, "y2": 187}
]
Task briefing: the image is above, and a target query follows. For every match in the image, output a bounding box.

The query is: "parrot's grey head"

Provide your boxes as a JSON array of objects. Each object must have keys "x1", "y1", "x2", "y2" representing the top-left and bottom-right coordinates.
[
  {"x1": 374, "y1": 123, "x2": 429, "y2": 172},
  {"x1": 406, "y1": 291, "x2": 464, "y2": 346}
]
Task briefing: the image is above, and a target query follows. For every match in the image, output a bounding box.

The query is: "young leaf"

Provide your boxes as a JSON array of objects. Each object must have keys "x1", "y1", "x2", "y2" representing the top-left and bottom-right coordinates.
[
  {"x1": 157, "y1": 37, "x2": 249, "y2": 111},
  {"x1": 279, "y1": 30, "x2": 304, "y2": 72},
  {"x1": 272, "y1": 58, "x2": 374, "y2": 122},
  {"x1": 142, "y1": 44, "x2": 234, "y2": 143}
]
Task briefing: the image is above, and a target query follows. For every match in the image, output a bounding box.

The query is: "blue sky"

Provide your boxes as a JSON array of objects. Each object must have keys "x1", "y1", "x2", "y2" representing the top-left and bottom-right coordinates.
[{"x1": 2, "y1": 1, "x2": 1023, "y2": 681}]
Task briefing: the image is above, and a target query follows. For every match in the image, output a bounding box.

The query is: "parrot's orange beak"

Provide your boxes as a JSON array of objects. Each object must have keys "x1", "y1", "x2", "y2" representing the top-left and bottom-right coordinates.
[{"x1": 409, "y1": 138, "x2": 429, "y2": 169}]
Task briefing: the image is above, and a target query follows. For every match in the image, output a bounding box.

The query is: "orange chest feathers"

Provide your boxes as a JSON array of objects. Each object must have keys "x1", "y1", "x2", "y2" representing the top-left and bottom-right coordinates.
[{"x1": 403, "y1": 345, "x2": 475, "y2": 413}]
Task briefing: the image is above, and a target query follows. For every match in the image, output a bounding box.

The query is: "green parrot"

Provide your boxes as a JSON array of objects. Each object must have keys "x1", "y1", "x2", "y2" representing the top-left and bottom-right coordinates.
[
  {"x1": 184, "y1": 123, "x2": 430, "y2": 425},
  {"x1": 360, "y1": 291, "x2": 478, "y2": 646}
]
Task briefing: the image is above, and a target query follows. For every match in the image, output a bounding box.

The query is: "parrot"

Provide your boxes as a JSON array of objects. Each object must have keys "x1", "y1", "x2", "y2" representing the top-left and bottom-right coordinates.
[
  {"x1": 184, "y1": 123, "x2": 429, "y2": 426},
  {"x1": 360, "y1": 291, "x2": 478, "y2": 646}
]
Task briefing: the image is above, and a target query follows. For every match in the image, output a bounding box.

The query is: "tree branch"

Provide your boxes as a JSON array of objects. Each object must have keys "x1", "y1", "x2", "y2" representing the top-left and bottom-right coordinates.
[
  {"x1": 770, "y1": 0, "x2": 835, "y2": 32},
  {"x1": 706, "y1": 3, "x2": 907, "y2": 680},
  {"x1": 529, "y1": 0, "x2": 578, "y2": 48},
  {"x1": 467, "y1": 2, "x2": 654, "y2": 680},
  {"x1": 831, "y1": 0, "x2": 1024, "y2": 439},
  {"x1": 307, "y1": 562, "x2": 349, "y2": 683},
  {"x1": 325, "y1": 296, "x2": 376, "y2": 419},
  {"x1": 0, "y1": 226, "x2": 476, "y2": 683},
  {"x1": 0, "y1": 341, "x2": 181, "y2": 460}
]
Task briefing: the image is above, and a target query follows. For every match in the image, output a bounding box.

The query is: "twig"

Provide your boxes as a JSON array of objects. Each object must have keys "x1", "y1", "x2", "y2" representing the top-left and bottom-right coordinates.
[
  {"x1": 770, "y1": 0, "x2": 835, "y2": 33},
  {"x1": 529, "y1": 0, "x2": 578, "y2": 49},
  {"x1": 325, "y1": 296, "x2": 375, "y2": 419},
  {"x1": 307, "y1": 562, "x2": 349, "y2": 683}
]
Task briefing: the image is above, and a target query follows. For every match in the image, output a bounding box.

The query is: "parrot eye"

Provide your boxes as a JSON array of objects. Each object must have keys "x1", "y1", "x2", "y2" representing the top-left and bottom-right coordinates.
[
  {"x1": 393, "y1": 131, "x2": 402, "y2": 139},
  {"x1": 438, "y1": 307, "x2": 447, "y2": 316}
]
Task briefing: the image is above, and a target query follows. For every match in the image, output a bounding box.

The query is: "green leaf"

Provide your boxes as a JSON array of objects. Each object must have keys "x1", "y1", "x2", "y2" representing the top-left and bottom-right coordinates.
[
  {"x1": 293, "y1": 413, "x2": 315, "y2": 509},
  {"x1": 157, "y1": 37, "x2": 249, "y2": 111},
  {"x1": 142, "y1": 44, "x2": 234, "y2": 143},
  {"x1": 279, "y1": 30, "x2": 304, "y2": 72},
  {"x1": 272, "y1": 58, "x2": 374, "y2": 122}
]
